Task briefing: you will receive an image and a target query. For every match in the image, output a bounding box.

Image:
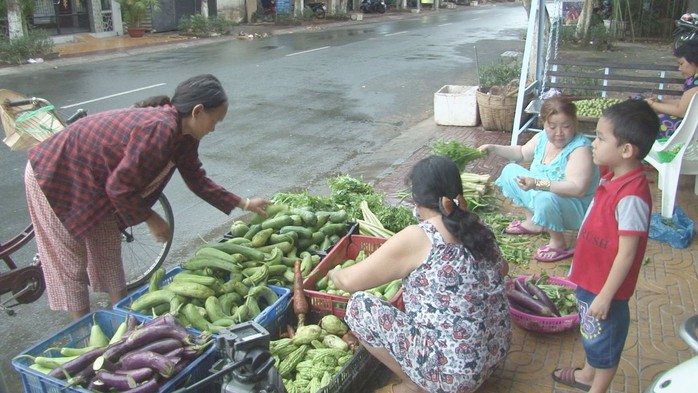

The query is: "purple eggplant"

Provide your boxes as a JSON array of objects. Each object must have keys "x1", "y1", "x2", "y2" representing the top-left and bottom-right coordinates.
[
  {"x1": 114, "y1": 367, "x2": 154, "y2": 382},
  {"x1": 120, "y1": 350, "x2": 175, "y2": 378},
  {"x1": 121, "y1": 378, "x2": 160, "y2": 393},
  {"x1": 92, "y1": 355, "x2": 118, "y2": 372},
  {"x1": 88, "y1": 379, "x2": 109, "y2": 392},
  {"x1": 94, "y1": 370, "x2": 139, "y2": 390},
  {"x1": 125, "y1": 324, "x2": 190, "y2": 347},
  {"x1": 174, "y1": 358, "x2": 191, "y2": 374},
  {"x1": 514, "y1": 278, "x2": 532, "y2": 296},
  {"x1": 163, "y1": 347, "x2": 184, "y2": 359},
  {"x1": 524, "y1": 280, "x2": 561, "y2": 317},
  {"x1": 506, "y1": 287, "x2": 555, "y2": 317},
  {"x1": 63, "y1": 364, "x2": 95, "y2": 389},
  {"x1": 48, "y1": 346, "x2": 106, "y2": 379},
  {"x1": 122, "y1": 338, "x2": 182, "y2": 358}
]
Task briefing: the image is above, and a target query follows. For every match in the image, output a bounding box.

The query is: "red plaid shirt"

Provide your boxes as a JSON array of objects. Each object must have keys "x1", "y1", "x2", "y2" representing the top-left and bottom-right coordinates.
[{"x1": 28, "y1": 105, "x2": 241, "y2": 240}]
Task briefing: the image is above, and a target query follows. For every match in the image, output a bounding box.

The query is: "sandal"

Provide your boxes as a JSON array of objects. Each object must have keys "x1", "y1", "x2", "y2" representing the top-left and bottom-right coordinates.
[
  {"x1": 535, "y1": 245, "x2": 574, "y2": 262},
  {"x1": 504, "y1": 220, "x2": 544, "y2": 235},
  {"x1": 551, "y1": 367, "x2": 591, "y2": 392}
]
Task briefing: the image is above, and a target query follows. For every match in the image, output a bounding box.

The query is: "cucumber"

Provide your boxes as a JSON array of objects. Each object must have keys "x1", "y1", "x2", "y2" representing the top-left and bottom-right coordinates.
[
  {"x1": 230, "y1": 221, "x2": 250, "y2": 237},
  {"x1": 181, "y1": 256, "x2": 243, "y2": 273},
  {"x1": 130, "y1": 289, "x2": 176, "y2": 312},
  {"x1": 195, "y1": 246, "x2": 241, "y2": 264},
  {"x1": 290, "y1": 208, "x2": 317, "y2": 227},
  {"x1": 164, "y1": 281, "x2": 216, "y2": 299},
  {"x1": 328, "y1": 210, "x2": 348, "y2": 223},
  {"x1": 261, "y1": 215, "x2": 294, "y2": 230},
  {"x1": 204, "y1": 242, "x2": 268, "y2": 261},
  {"x1": 172, "y1": 272, "x2": 220, "y2": 287},
  {"x1": 278, "y1": 226, "x2": 314, "y2": 239},
  {"x1": 243, "y1": 224, "x2": 263, "y2": 240}
]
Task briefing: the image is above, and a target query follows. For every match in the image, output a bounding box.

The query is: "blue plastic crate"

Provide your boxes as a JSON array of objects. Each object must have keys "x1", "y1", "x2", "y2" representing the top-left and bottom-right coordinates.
[
  {"x1": 11, "y1": 310, "x2": 216, "y2": 393},
  {"x1": 113, "y1": 267, "x2": 291, "y2": 335}
]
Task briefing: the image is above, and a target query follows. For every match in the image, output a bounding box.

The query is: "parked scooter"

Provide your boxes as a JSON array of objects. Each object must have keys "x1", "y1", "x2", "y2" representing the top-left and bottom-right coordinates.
[
  {"x1": 360, "y1": 0, "x2": 386, "y2": 14},
  {"x1": 644, "y1": 314, "x2": 698, "y2": 393},
  {"x1": 260, "y1": 0, "x2": 276, "y2": 22},
  {"x1": 305, "y1": 2, "x2": 326, "y2": 18},
  {"x1": 674, "y1": 13, "x2": 698, "y2": 50}
]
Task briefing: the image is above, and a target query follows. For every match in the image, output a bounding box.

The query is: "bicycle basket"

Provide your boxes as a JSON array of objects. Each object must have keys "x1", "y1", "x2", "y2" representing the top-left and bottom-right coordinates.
[{"x1": 0, "y1": 89, "x2": 66, "y2": 151}]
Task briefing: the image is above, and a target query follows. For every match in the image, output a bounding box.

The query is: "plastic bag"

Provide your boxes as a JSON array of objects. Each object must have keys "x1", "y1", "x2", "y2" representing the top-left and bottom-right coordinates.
[{"x1": 649, "y1": 207, "x2": 695, "y2": 249}]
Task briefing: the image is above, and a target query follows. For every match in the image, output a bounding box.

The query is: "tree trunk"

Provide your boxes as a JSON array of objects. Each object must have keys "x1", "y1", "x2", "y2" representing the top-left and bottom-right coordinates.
[
  {"x1": 574, "y1": 0, "x2": 594, "y2": 40},
  {"x1": 6, "y1": 0, "x2": 25, "y2": 40}
]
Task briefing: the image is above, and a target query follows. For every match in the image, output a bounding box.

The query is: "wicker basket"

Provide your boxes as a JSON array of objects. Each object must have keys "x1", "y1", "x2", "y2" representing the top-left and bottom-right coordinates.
[
  {"x1": 477, "y1": 80, "x2": 524, "y2": 132},
  {"x1": 507, "y1": 275, "x2": 579, "y2": 333},
  {"x1": 0, "y1": 89, "x2": 65, "y2": 151}
]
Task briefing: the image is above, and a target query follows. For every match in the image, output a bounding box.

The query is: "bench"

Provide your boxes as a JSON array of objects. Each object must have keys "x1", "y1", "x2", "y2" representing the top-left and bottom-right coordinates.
[
  {"x1": 547, "y1": 59, "x2": 685, "y2": 99},
  {"x1": 512, "y1": 60, "x2": 686, "y2": 144}
]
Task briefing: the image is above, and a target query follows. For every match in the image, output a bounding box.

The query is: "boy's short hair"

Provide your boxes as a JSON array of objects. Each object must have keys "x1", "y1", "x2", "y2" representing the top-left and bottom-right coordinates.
[
  {"x1": 601, "y1": 100, "x2": 659, "y2": 159},
  {"x1": 674, "y1": 41, "x2": 698, "y2": 65}
]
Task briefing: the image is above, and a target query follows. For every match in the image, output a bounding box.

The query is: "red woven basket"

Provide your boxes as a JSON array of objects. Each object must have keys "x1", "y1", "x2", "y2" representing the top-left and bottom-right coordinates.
[{"x1": 507, "y1": 275, "x2": 579, "y2": 333}]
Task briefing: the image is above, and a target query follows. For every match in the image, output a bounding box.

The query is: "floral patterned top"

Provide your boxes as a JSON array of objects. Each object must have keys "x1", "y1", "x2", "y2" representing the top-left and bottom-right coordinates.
[
  {"x1": 345, "y1": 222, "x2": 511, "y2": 393},
  {"x1": 658, "y1": 74, "x2": 698, "y2": 138}
]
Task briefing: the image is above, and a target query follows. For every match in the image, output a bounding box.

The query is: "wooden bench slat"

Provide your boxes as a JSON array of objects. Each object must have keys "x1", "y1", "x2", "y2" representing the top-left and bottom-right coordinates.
[
  {"x1": 548, "y1": 70, "x2": 685, "y2": 85},
  {"x1": 551, "y1": 60, "x2": 678, "y2": 72},
  {"x1": 547, "y1": 82, "x2": 684, "y2": 96}
]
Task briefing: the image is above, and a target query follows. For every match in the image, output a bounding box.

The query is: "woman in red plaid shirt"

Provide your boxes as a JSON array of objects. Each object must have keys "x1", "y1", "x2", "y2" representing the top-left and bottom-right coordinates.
[{"x1": 24, "y1": 74, "x2": 270, "y2": 320}]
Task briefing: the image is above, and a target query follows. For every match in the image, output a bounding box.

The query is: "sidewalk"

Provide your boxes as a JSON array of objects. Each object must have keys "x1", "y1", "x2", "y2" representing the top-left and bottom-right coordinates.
[{"x1": 372, "y1": 119, "x2": 698, "y2": 393}]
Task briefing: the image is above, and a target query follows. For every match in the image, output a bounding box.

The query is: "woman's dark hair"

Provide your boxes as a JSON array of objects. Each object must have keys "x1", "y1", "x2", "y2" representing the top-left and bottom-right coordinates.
[
  {"x1": 170, "y1": 74, "x2": 228, "y2": 118},
  {"x1": 674, "y1": 41, "x2": 698, "y2": 65},
  {"x1": 407, "y1": 155, "x2": 500, "y2": 262},
  {"x1": 133, "y1": 95, "x2": 171, "y2": 108}
]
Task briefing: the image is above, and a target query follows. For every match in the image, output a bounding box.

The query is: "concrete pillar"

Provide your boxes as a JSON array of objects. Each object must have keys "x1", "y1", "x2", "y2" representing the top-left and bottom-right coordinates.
[
  {"x1": 89, "y1": 0, "x2": 105, "y2": 32},
  {"x1": 112, "y1": 0, "x2": 124, "y2": 35}
]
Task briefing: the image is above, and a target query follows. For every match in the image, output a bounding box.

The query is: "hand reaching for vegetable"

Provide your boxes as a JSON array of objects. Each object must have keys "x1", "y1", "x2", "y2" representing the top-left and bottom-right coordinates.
[
  {"x1": 146, "y1": 212, "x2": 171, "y2": 243},
  {"x1": 244, "y1": 197, "x2": 273, "y2": 217}
]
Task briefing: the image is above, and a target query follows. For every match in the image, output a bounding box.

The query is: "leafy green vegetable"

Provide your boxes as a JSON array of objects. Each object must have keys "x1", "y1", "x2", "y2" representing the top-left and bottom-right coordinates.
[{"x1": 431, "y1": 140, "x2": 485, "y2": 172}]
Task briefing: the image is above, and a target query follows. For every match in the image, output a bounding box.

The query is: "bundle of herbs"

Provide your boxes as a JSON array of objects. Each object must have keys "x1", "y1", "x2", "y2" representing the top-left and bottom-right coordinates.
[{"x1": 431, "y1": 140, "x2": 486, "y2": 172}]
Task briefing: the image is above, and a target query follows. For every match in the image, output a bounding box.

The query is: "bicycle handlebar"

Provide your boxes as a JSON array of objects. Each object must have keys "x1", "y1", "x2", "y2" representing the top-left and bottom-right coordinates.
[{"x1": 6, "y1": 98, "x2": 34, "y2": 107}]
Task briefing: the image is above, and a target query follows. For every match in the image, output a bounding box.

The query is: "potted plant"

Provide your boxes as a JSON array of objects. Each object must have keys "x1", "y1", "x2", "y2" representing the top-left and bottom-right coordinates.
[{"x1": 118, "y1": 0, "x2": 160, "y2": 37}]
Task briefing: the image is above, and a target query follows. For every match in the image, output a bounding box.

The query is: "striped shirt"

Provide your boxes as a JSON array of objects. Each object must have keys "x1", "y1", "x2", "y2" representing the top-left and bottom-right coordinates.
[{"x1": 28, "y1": 105, "x2": 241, "y2": 240}]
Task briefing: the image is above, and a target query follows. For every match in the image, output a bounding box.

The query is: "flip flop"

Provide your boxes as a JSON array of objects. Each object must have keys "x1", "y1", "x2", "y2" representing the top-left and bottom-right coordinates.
[
  {"x1": 535, "y1": 245, "x2": 574, "y2": 262},
  {"x1": 551, "y1": 367, "x2": 591, "y2": 392},
  {"x1": 504, "y1": 220, "x2": 544, "y2": 235}
]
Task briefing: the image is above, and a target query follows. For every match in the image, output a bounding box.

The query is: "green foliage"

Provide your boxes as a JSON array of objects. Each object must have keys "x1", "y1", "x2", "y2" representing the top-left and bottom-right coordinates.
[
  {"x1": 0, "y1": 0, "x2": 35, "y2": 21},
  {"x1": 326, "y1": 12, "x2": 350, "y2": 21},
  {"x1": 431, "y1": 140, "x2": 485, "y2": 172},
  {"x1": 117, "y1": 0, "x2": 160, "y2": 27},
  {"x1": 587, "y1": 23, "x2": 613, "y2": 51},
  {"x1": 272, "y1": 12, "x2": 302, "y2": 26},
  {"x1": 478, "y1": 60, "x2": 521, "y2": 90},
  {"x1": 0, "y1": 29, "x2": 54, "y2": 65},
  {"x1": 177, "y1": 15, "x2": 236, "y2": 36}
]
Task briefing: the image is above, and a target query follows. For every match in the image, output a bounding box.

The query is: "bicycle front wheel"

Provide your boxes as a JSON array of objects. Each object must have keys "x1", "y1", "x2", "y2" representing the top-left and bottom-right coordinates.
[{"x1": 121, "y1": 195, "x2": 174, "y2": 290}]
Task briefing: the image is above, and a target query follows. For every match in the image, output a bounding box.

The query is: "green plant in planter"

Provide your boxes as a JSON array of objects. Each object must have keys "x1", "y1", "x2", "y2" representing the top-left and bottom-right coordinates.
[
  {"x1": 118, "y1": 0, "x2": 160, "y2": 29},
  {"x1": 478, "y1": 60, "x2": 522, "y2": 92}
]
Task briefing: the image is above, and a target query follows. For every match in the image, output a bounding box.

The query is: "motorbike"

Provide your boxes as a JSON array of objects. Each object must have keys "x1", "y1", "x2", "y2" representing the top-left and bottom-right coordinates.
[
  {"x1": 644, "y1": 314, "x2": 698, "y2": 393},
  {"x1": 305, "y1": 2, "x2": 326, "y2": 19},
  {"x1": 673, "y1": 13, "x2": 698, "y2": 50},
  {"x1": 259, "y1": 0, "x2": 276, "y2": 22},
  {"x1": 360, "y1": 0, "x2": 386, "y2": 14}
]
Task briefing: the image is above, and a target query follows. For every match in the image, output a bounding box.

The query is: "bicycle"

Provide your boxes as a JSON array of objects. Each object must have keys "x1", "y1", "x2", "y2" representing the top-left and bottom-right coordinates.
[{"x1": 0, "y1": 89, "x2": 174, "y2": 315}]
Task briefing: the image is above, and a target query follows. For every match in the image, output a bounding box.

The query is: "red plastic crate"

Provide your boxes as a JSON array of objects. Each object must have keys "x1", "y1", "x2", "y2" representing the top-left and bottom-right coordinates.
[{"x1": 303, "y1": 234, "x2": 404, "y2": 317}]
